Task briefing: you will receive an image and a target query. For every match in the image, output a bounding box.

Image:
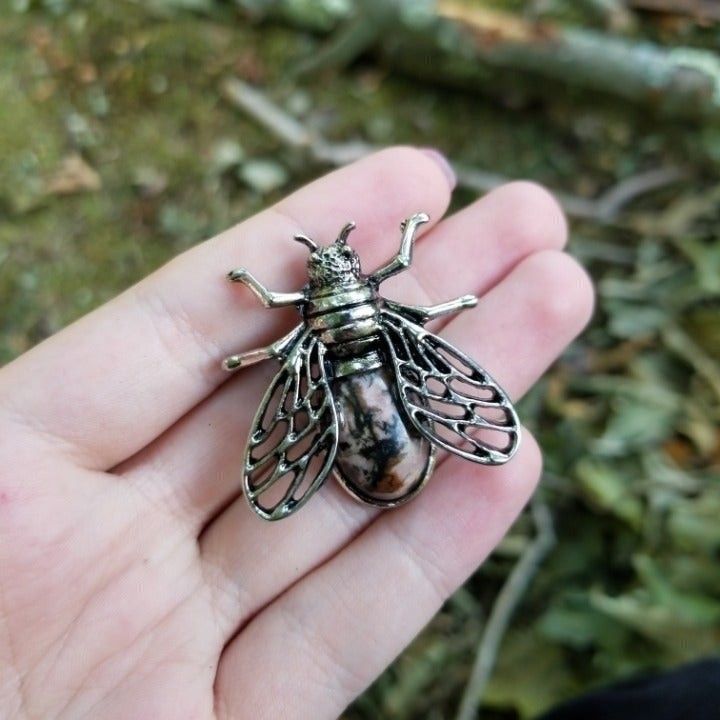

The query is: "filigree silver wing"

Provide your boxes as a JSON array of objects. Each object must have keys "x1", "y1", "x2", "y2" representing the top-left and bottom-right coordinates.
[
  {"x1": 243, "y1": 328, "x2": 338, "y2": 521},
  {"x1": 380, "y1": 309, "x2": 520, "y2": 464}
]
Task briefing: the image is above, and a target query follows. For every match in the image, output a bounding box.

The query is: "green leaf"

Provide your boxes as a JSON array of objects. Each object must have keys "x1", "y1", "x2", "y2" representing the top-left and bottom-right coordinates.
[
  {"x1": 590, "y1": 556, "x2": 720, "y2": 658},
  {"x1": 538, "y1": 597, "x2": 625, "y2": 650},
  {"x1": 484, "y1": 630, "x2": 580, "y2": 719},
  {"x1": 604, "y1": 300, "x2": 668, "y2": 339},
  {"x1": 669, "y1": 492, "x2": 720, "y2": 553},
  {"x1": 575, "y1": 457, "x2": 644, "y2": 528},
  {"x1": 594, "y1": 398, "x2": 676, "y2": 455}
]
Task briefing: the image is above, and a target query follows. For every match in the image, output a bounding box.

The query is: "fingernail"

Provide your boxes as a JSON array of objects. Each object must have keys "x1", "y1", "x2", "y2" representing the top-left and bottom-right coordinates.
[{"x1": 417, "y1": 147, "x2": 457, "y2": 190}]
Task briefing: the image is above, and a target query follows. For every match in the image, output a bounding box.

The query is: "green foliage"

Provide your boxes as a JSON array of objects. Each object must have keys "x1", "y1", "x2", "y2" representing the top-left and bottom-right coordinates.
[{"x1": 1, "y1": 1, "x2": 718, "y2": 718}]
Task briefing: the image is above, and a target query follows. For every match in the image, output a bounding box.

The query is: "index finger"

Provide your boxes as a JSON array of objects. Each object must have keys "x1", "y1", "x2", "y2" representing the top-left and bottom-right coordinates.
[{"x1": 0, "y1": 147, "x2": 453, "y2": 471}]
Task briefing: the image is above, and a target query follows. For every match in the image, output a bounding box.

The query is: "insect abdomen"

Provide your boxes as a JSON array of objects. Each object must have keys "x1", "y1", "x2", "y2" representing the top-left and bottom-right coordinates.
[
  {"x1": 306, "y1": 286, "x2": 433, "y2": 505},
  {"x1": 331, "y1": 366, "x2": 433, "y2": 506}
]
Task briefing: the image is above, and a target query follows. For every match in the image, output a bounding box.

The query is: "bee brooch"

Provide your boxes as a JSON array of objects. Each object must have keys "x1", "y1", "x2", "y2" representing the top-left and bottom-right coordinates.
[{"x1": 223, "y1": 213, "x2": 520, "y2": 521}]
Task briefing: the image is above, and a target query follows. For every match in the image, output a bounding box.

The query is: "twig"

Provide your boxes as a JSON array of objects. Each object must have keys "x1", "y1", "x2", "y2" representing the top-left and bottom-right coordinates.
[
  {"x1": 663, "y1": 324, "x2": 720, "y2": 402},
  {"x1": 628, "y1": 0, "x2": 720, "y2": 22},
  {"x1": 221, "y1": 78, "x2": 313, "y2": 149},
  {"x1": 221, "y1": 77, "x2": 378, "y2": 166},
  {"x1": 587, "y1": 166, "x2": 688, "y2": 220},
  {"x1": 456, "y1": 164, "x2": 687, "y2": 223},
  {"x1": 221, "y1": 77, "x2": 687, "y2": 223},
  {"x1": 455, "y1": 499, "x2": 556, "y2": 720},
  {"x1": 579, "y1": 0, "x2": 636, "y2": 29}
]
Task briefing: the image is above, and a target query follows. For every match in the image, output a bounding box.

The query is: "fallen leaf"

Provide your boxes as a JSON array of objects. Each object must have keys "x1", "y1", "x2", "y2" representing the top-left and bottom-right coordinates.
[{"x1": 45, "y1": 154, "x2": 101, "y2": 196}]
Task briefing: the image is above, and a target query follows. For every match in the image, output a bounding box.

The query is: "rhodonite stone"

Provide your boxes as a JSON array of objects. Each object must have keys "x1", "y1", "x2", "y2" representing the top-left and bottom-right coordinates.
[{"x1": 332, "y1": 367, "x2": 430, "y2": 502}]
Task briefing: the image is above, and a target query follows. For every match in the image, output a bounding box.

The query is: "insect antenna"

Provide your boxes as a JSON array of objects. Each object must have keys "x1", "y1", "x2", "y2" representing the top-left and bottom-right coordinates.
[
  {"x1": 294, "y1": 233, "x2": 318, "y2": 252},
  {"x1": 335, "y1": 221, "x2": 356, "y2": 246}
]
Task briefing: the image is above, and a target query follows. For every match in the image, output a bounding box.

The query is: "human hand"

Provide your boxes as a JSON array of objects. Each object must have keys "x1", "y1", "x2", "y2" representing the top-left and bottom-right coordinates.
[{"x1": 0, "y1": 148, "x2": 593, "y2": 719}]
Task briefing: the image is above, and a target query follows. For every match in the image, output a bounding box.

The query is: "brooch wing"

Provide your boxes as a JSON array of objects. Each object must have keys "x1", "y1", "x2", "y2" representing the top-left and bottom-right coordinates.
[
  {"x1": 244, "y1": 329, "x2": 338, "y2": 520},
  {"x1": 380, "y1": 310, "x2": 520, "y2": 464}
]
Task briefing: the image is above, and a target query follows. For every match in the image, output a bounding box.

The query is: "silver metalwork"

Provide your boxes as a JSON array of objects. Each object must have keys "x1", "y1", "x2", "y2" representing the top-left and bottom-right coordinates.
[{"x1": 224, "y1": 213, "x2": 520, "y2": 521}]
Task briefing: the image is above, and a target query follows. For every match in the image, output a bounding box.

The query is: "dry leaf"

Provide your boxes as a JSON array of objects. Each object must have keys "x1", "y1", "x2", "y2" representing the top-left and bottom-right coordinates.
[{"x1": 45, "y1": 154, "x2": 101, "y2": 196}]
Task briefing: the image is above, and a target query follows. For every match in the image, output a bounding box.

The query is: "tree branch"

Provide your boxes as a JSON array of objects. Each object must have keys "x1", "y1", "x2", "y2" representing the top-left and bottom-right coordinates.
[
  {"x1": 235, "y1": 0, "x2": 720, "y2": 119},
  {"x1": 455, "y1": 499, "x2": 556, "y2": 720},
  {"x1": 222, "y1": 77, "x2": 687, "y2": 223}
]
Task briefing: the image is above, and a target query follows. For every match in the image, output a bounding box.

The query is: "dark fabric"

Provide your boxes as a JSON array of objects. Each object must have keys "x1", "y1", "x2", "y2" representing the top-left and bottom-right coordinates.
[{"x1": 539, "y1": 658, "x2": 720, "y2": 720}]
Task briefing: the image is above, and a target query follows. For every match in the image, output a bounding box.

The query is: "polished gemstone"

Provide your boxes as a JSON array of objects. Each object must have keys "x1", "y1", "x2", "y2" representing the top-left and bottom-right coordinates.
[{"x1": 333, "y1": 367, "x2": 430, "y2": 502}]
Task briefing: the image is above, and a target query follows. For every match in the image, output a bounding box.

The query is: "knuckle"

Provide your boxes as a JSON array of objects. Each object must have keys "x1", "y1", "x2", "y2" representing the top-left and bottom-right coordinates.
[
  {"x1": 386, "y1": 523, "x2": 455, "y2": 605},
  {"x1": 496, "y1": 180, "x2": 568, "y2": 253},
  {"x1": 279, "y1": 588, "x2": 369, "y2": 705},
  {"x1": 133, "y1": 285, "x2": 222, "y2": 377}
]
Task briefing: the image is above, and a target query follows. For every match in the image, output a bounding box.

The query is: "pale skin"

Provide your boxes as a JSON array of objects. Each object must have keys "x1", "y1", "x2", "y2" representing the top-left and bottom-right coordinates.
[{"x1": 0, "y1": 148, "x2": 593, "y2": 719}]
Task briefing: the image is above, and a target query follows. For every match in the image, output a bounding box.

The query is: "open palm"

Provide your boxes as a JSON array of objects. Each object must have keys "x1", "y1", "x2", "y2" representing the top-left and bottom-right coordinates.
[{"x1": 0, "y1": 148, "x2": 592, "y2": 719}]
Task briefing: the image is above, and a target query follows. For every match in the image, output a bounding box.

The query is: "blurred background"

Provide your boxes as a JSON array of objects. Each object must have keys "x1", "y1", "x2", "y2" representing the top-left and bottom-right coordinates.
[{"x1": 1, "y1": 0, "x2": 719, "y2": 718}]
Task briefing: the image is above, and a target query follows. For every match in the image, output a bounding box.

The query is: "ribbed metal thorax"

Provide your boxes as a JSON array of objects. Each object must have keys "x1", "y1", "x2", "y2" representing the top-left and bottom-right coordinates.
[{"x1": 304, "y1": 281, "x2": 384, "y2": 377}]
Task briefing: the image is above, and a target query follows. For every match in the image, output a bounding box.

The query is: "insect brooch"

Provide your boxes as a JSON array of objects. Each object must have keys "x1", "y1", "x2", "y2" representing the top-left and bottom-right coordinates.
[{"x1": 223, "y1": 213, "x2": 520, "y2": 521}]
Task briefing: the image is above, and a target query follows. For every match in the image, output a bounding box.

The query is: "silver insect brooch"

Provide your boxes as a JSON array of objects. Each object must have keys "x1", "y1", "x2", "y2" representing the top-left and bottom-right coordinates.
[{"x1": 223, "y1": 213, "x2": 520, "y2": 521}]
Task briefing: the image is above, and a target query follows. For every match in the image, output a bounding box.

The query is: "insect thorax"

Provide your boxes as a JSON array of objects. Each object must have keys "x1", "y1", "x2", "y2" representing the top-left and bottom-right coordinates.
[{"x1": 304, "y1": 275, "x2": 384, "y2": 377}]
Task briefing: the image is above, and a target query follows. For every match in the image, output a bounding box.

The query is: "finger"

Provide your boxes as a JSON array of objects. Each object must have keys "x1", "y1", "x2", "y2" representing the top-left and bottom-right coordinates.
[
  {"x1": 214, "y1": 434, "x2": 543, "y2": 720},
  {"x1": 121, "y1": 181, "x2": 567, "y2": 524},
  {"x1": 200, "y1": 250, "x2": 593, "y2": 640},
  {"x1": 0, "y1": 147, "x2": 452, "y2": 470},
  {"x1": 384, "y1": 180, "x2": 568, "y2": 307}
]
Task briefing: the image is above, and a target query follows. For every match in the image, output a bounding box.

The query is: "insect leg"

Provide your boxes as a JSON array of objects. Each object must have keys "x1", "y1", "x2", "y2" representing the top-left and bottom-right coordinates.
[
  {"x1": 368, "y1": 212, "x2": 429, "y2": 286},
  {"x1": 384, "y1": 295, "x2": 477, "y2": 325},
  {"x1": 227, "y1": 268, "x2": 306, "y2": 308},
  {"x1": 222, "y1": 324, "x2": 305, "y2": 372}
]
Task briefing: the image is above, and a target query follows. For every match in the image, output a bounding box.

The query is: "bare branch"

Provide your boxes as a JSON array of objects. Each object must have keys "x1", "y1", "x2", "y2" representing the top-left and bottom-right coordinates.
[
  {"x1": 628, "y1": 0, "x2": 720, "y2": 22},
  {"x1": 222, "y1": 78, "x2": 687, "y2": 224},
  {"x1": 236, "y1": 0, "x2": 720, "y2": 118},
  {"x1": 455, "y1": 499, "x2": 556, "y2": 720}
]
